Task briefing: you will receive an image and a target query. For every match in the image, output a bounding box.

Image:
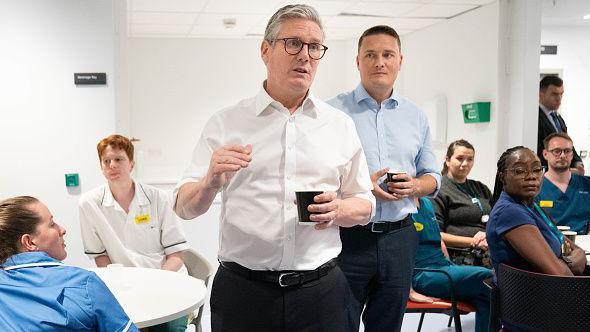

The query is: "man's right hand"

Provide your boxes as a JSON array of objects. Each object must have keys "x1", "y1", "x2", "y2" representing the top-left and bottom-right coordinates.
[
  {"x1": 370, "y1": 168, "x2": 398, "y2": 201},
  {"x1": 205, "y1": 144, "x2": 252, "y2": 190}
]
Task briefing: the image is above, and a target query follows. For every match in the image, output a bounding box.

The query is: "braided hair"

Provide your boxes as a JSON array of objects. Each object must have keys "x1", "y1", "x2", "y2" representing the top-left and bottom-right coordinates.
[{"x1": 490, "y1": 146, "x2": 533, "y2": 207}]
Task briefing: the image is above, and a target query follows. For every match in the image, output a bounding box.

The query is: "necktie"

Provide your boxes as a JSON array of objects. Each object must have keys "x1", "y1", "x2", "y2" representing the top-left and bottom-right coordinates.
[{"x1": 550, "y1": 111, "x2": 563, "y2": 132}]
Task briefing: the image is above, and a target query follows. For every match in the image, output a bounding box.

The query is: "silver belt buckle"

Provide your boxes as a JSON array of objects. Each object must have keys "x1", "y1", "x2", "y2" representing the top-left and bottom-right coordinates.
[
  {"x1": 278, "y1": 272, "x2": 298, "y2": 287},
  {"x1": 371, "y1": 222, "x2": 385, "y2": 233}
]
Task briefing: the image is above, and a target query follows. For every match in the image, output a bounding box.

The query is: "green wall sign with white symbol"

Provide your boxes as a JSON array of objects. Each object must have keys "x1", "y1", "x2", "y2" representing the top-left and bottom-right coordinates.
[{"x1": 462, "y1": 102, "x2": 490, "y2": 123}]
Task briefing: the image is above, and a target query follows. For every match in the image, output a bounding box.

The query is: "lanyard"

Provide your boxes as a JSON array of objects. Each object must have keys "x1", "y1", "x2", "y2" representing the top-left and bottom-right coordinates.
[
  {"x1": 526, "y1": 203, "x2": 564, "y2": 244},
  {"x1": 453, "y1": 181, "x2": 485, "y2": 213}
]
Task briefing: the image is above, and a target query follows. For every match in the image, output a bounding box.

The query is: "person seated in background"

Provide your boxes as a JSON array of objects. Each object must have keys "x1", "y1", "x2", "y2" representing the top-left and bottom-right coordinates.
[
  {"x1": 432, "y1": 139, "x2": 492, "y2": 267},
  {"x1": 487, "y1": 146, "x2": 586, "y2": 277},
  {"x1": 0, "y1": 196, "x2": 138, "y2": 332},
  {"x1": 412, "y1": 197, "x2": 492, "y2": 332},
  {"x1": 79, "y1": 134, "x2": 189, "y2": 332},
  {"x1": 536, "y1": 133, "x2": 590, "y2": 235}
]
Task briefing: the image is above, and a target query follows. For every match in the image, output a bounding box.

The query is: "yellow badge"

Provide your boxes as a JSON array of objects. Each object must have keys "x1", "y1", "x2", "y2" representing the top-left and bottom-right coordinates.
[
  {"x1": 414, "y1": 222, "x2": 424, "y2": 232},
  {"x1": 134, "y1": 214, "x2": 151, "y2": 224},
  {"x1": 539, "y1": 200, "x2": 554, "y2": 208}
]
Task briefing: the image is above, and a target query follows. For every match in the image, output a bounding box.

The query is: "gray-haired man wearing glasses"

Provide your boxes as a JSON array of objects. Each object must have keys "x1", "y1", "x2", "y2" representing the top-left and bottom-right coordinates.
[{"x1": 174, "y1": 4, "x2": 375, "y2": 332}]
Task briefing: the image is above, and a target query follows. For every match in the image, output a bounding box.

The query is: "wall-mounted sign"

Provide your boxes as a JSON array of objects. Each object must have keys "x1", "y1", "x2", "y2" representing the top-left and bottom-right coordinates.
[
  {"x1": 540, "y1": 45, "x2": 557, "y2": 55},
  {"x1": 462, "y1": 102, "x2": 491, "y2": 123},
  {"x1": 74, "y1": 72, "x2": 107, "y2": 85}
]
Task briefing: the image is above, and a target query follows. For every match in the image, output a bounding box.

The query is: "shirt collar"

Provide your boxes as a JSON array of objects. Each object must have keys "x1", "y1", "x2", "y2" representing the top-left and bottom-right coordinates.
[
  {"x1": 102, "y1": 182, "x2": 150, "y2": 208},
  {"x1": 255, "y1": 81, "x2": 318, "y2": 118},
  {"x1": 352, "y1": 83, "x2": 399, "y2": 109},
  {"x1": 540, "y1": 103, "x2": 556, "y2": 114},
  {"x1": 1, "y1": 252, "x2": 59, "y2": 269}
]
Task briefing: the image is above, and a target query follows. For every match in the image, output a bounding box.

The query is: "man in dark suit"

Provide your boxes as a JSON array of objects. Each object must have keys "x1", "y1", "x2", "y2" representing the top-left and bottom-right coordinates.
[{"x1": 537, "y1": 75, "x2": 584, "y2": 174}]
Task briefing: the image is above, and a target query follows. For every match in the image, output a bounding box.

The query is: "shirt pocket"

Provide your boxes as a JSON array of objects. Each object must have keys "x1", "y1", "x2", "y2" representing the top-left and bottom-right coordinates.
[{"x1": 130, "y1": 221, "x2": 162, "y2": 254}]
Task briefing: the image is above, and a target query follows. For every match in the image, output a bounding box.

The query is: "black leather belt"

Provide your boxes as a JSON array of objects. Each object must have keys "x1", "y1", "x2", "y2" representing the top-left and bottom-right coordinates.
[
  {"x1": 363, "y1": 215, "x2": 413, "y2": 233},
  {"x1": 220, "y1": 259, "x2": 337, "y2": 288}
]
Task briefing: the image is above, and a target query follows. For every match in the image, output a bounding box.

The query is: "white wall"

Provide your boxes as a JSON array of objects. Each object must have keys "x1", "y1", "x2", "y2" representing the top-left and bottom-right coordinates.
[
  {"x1": 128, "y1": 37, "x2": 352, "y2": 182},
  {"x1": 0, "y1": 0, "x2": 116, "y2": 267},
  {"x1": 396, "y1": 2, "x2": 500, "y2": 187},
  {"x1": 540, "y1": 26, "x2": 590, "y2": 166}
]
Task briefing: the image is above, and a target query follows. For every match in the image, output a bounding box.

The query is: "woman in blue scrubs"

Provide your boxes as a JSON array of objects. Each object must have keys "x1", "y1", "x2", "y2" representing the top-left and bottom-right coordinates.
[
  {"x1": 0, "y1": 196, "x2": 139, "y2": 332},
  {"x1": 412, "y1": 197, "x2": 492, "y2": 332},
  {"x1": 487, "y1": 146, "x2": 586, "y2": 275}
]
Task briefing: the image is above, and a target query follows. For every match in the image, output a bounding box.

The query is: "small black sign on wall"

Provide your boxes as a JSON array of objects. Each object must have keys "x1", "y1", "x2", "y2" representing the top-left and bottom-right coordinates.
[{"x1": 74, "y1": 73, "x2": 107, "y2": 85}]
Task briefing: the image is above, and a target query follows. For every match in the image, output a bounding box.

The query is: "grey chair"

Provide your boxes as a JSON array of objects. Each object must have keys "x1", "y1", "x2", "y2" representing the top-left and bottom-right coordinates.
[{"x1": 184, "y1": 249, "x2": 214, "y2": 332}]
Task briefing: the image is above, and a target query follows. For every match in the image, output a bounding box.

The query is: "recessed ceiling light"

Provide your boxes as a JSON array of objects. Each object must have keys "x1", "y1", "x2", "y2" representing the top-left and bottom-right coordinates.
[{"x1": 584, "y1": 14, "x2": 590, "y2": 20}]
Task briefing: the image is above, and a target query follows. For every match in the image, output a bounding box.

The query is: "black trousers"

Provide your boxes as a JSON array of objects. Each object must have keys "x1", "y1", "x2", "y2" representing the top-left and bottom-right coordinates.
[
  {"x1": 338, "y1": 221, "x2": 418, "y2": 332},
  {"x1": 210, "y1": 262, "x2": 350, "y2": 332}
]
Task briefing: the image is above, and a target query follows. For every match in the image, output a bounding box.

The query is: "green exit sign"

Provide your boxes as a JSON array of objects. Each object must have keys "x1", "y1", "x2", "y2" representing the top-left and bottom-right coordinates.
[
  {"x1": 462, "y1": 102, "x2": 491, "y2": 123},
  {"x1": 65, "y1": 173, "x2": 79, "y2": 187}
]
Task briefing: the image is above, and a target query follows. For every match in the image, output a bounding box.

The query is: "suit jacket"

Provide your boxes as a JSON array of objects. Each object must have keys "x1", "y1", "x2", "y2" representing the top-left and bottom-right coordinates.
[{"x1": 537, "y1": 107, "x2": 583, "y2": 167}]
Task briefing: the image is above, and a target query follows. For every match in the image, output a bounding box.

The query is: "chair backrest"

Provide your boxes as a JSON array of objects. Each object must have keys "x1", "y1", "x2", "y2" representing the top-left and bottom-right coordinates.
[
  {"x1": 183, "y1": 249, "x2": 214, "y2": 330},
  {"x1": 184, "y1": 248, "x2": 214, "y2": 285},
  {"x1": 496, "y1": 263, "x2": 590, "y2": 332}
]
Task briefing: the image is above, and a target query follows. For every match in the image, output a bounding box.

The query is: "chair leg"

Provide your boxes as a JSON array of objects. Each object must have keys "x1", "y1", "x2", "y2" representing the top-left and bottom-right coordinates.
[
  {"x1": 417, "y1": 313, "x2": 425, "y2": 332},
  {"x1": 448, "y1": 315, "x2": 453, "y2": 327},
  {"x1": 454, "y1": 313, "x2": 463, "y2": 332}
]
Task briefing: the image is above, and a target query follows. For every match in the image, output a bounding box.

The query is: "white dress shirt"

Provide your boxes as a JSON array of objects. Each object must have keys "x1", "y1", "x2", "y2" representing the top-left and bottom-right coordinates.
[
  {"x1": 80, "y1": 182, "x2": 189, "y2": 269},
  {"x1": 175, "y1": 86, "x2": 375, "y2": 271}
]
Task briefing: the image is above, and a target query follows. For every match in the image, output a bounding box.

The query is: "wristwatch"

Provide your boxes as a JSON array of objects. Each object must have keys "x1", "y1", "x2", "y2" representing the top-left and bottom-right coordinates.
[{"x1": 561, "y1": 255, "x2": 574, "y2": 269}]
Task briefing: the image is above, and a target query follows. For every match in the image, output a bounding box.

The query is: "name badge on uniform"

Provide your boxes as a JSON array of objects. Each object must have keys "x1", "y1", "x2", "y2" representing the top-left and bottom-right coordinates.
[
  {"x1": 135, "y1": 214, "x2": 151, "y2": 224},
  {"x1": 539, "y1": 200, "x2": 554, "y2": 208},
  {"x1": 414, "y1": 222, "x2": 424, "y2": 232}
]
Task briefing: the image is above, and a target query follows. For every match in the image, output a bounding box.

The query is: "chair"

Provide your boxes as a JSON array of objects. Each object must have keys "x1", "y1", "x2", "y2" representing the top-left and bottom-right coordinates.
[
  {"x1": 184, "y1": 249, "x2": 214, "y2": 332},
  {"x1": 405, "y1": 268, "x2": 477, "y2": 332},
  {"x1": 490, "y1": 264, "x2": 590, "y2": 332}
]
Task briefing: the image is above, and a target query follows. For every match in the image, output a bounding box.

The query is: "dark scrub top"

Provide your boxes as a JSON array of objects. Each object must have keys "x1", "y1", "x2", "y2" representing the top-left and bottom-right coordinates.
[{"x1": 487, "y1": 191, "x2": 563, "y2": 273}]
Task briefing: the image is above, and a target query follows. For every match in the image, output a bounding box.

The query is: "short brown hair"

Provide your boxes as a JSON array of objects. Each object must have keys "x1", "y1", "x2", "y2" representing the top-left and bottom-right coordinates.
[
  {"x1": 96, "y1": 134, "x2": 134, "y2": 163},
  {"x1": 543, "y1": 132, "x2": 572, "y2": 149},
  {"x1": 358, "y1": 25, "x2": 401, "y2": 52},
  {"x1": 0, "y1": 196, "x2": 41, "y2": 263}
]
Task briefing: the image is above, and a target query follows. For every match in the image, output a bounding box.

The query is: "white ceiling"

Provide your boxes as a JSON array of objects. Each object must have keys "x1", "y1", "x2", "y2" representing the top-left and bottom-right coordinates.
[
  {"x1": 127, "y1": 0, "x2": 497, "y2": 40},
  {"x1": 541, "y1": 0, "x2": 590, "y2": 27}
]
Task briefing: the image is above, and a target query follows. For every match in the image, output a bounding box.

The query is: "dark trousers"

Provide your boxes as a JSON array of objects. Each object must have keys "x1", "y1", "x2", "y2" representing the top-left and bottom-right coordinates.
[
  {"x1": 210, "y1": 262, "x2": 350, "y2": 332},
  {"x1": 338, "y1": 222, "x2": 418, "y2": 332}
]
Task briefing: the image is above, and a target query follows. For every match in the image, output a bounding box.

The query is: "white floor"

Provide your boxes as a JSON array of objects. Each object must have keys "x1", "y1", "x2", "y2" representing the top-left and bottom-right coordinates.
[{"x1": 190, "y1": 312, "x2": 476, "y2": 332}]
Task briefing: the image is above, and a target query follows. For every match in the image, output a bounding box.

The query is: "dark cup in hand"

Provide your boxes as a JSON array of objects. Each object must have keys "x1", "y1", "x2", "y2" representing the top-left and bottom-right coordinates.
[
  {"x1": 296, "y1": 191, "x2": 323, "y2": 225},
  {"x1": 386, "y1": 170, "x2": 407, "y2": 193}
]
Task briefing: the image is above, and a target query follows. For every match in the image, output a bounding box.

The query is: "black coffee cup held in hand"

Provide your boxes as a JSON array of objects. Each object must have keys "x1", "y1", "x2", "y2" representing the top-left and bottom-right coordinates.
[
  {"x1": 386, "y1": 170, "x2": 407, "y2": 193},
  {"x1": 296, "y1": 191, "x2": 323, "y2": 225}
]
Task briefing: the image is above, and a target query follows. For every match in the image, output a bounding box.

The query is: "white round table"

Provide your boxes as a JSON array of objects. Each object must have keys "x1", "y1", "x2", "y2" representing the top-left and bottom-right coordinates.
[{"x1": 89, "y1": 267, "x2": 207, "y2": 328}]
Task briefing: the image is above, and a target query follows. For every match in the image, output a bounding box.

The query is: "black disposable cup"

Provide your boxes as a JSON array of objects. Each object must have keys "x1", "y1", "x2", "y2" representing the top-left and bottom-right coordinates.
[
  {"x1": 386, "y1": 171, "x2": 407, "y2": 193},
  {"x1": 296, "y1": 191, "x2": 323, "y2": 225}
]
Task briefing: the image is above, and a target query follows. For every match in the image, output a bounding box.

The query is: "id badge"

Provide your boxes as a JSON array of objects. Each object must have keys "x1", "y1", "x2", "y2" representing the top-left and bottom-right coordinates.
[
  {"x1": 135, "y1": 214, "x2": 151, "y2": 224},
  {"x1": 481, "y1": 214, "x2": 489, "y2": 223}
]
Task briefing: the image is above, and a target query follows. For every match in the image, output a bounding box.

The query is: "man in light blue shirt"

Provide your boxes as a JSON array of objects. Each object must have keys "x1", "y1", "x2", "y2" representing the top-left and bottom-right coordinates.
[{"x1": 328, "y1": 25, "x2": 441, "y2": 332}]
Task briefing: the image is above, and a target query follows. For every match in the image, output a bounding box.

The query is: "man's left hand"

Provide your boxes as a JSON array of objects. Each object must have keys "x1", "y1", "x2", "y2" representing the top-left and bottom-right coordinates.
[
  {"x1": 386, "y1": 173, "x2": 419, "y2": 200},
  {"x1": 307, "y1": 191, "x2": 339, "y2": 230}
]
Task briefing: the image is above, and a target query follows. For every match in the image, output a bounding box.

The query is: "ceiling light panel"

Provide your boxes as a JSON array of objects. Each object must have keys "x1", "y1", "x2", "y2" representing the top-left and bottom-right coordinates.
[
  {"x1": 195, "y1": 13, "x2": 268, "y2": 27},
  {"x1": 344, "y1": 2, "x2": 422, "y2": 17},
  {"x1": 131, "y1": 12, "x2": 198, "y2": 25},
  {"x1": 405, "y1": 4, "x2": 477, "y2": 18},
  {"x1": 203, "y1": 0, "x2": 284, "y2": 14},
  {"x1": 131, "y1": 0, "x2": 208, "y2": 12}
]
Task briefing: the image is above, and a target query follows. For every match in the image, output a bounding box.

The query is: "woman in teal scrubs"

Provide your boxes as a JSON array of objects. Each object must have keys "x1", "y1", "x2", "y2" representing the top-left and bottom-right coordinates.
[{"x1": 412, "y1": 197, "x2": 492, "y2": 332}]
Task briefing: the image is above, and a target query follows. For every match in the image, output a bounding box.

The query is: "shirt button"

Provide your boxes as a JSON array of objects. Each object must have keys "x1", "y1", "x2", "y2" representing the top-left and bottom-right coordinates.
[{"x1": 288, "y1": 117, "x2": 294, "y2": 122}]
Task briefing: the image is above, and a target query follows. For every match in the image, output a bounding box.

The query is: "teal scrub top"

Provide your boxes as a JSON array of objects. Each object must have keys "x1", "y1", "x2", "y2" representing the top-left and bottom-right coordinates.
[
  {"x1": 536, "y1": 173, "x2": 590, "y2": 234},
  {"x1": 412, "y1": 197, "x2": 449, "y2": 268}
]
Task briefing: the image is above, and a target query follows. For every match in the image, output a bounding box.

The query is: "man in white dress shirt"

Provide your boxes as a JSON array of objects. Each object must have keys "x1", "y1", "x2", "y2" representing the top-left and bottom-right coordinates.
[{"x1": 174, "y1": 4, "x2": 375, "y2": 332}]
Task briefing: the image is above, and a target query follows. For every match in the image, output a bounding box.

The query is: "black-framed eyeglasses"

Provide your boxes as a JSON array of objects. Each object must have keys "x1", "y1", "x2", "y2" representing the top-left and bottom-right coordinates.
[
  {"x1": 507, "y1": 166, "x2": 545, "y2": 179},
  {"x1": 548, "y1": 148, "x2": 573, "y2": 157},
  {"x1": 272, "y1": 38, "x2": 328, "y2": 60}
]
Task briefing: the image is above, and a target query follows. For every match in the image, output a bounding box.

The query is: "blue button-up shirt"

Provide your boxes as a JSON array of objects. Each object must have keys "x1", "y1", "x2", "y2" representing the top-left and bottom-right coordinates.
[
  {"x1": 0, "y1": 252, "x2": 138, "y2": 332},
  {"x1": 328, "y1": 84, "x2": 441, "y2": 222}
]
